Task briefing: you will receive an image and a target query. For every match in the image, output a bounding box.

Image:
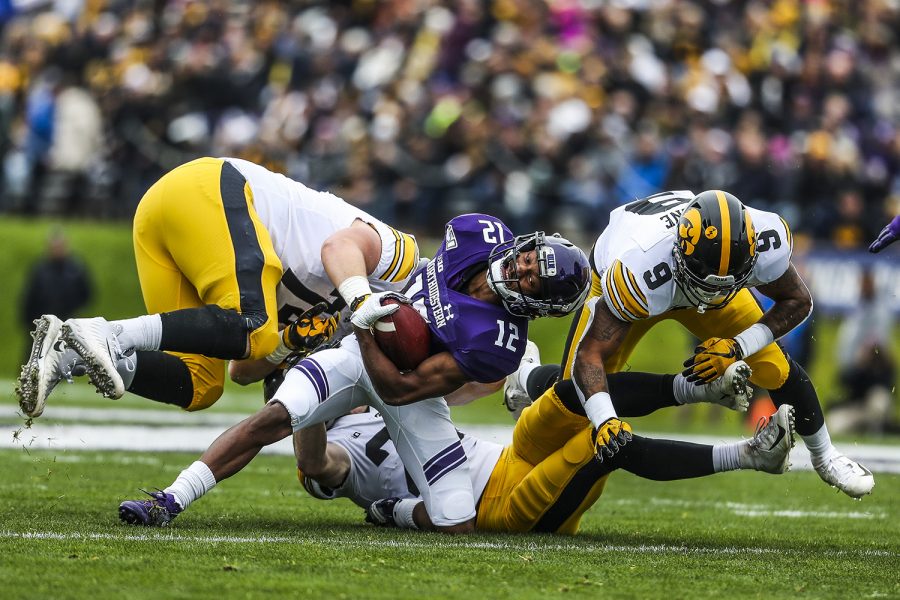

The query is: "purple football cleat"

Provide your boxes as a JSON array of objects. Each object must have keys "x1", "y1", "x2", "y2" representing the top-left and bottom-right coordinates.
[{"x1": 119, "y1": 489, "x2": 182, "y2": 527}]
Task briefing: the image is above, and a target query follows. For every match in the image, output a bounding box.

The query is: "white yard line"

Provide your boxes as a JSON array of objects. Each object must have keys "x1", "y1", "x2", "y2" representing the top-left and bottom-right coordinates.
[
  {"x1": 1, "y1": 530, "x2": 894, "y2": 557},
  {"x1": 6, "y1": 414, "x2": 900, "y2": 473}
]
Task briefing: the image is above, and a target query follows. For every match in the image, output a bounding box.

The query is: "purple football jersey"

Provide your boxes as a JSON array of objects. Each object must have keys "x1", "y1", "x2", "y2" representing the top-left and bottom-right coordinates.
[{"x1": 404, "y1": 214, "x2": 529, "y2": 383}]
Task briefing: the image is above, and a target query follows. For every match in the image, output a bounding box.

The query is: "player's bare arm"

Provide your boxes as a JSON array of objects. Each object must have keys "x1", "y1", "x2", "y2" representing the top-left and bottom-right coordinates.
[
  {"x1": 293, "y1": 424, "x2": 352, "y2": 489},
  {"x1": 356, "y1": 328, "x2": 471, "y2": 406},
  {"x1": 754, "y1": 263, "x2": 814, "y2": 339},
  {"x1": 572, "y1": 301, "x2": 632, "y2": 399},
  {"x1": 445, "y1": 380, "x2": 504, "y2": 406},
  {"x1": 321, "y1": 219, "x2": 384, "y2": 285}
]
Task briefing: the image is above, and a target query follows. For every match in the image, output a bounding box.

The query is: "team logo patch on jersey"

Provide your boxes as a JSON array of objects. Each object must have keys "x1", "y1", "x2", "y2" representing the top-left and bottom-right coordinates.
[
  {"x1": 445, "y1": 224, "x2": 458, "y2": 250},
  {"x1": 678, "y1": 207, "x2": 702, "y2": 256},
  {"x1": 704, "y1": 225, "x2": 718, "y2": 239}
]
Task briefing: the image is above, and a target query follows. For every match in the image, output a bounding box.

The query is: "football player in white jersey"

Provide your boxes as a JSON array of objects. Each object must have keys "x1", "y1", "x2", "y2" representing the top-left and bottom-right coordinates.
[
  {"x1": 16, "y1": 157, "x2": 419, "y2": 417},
  {"x1": 510, "y1": 190, "x2": 874, "y2": 499},
  {"x1": 291, "y1": 381, "x2": 795, "y2": 534}
]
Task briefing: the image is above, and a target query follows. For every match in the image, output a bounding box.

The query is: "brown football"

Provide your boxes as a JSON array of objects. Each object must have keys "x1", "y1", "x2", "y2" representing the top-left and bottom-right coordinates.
[{"x1": 373, "y1": 298, "x2": 431, "y2": 371}]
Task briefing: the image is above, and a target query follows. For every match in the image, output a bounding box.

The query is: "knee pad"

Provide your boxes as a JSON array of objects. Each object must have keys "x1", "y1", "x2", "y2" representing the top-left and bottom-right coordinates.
[{"x1": 429, "y1": 490, "x2": 475, "y2": 527}]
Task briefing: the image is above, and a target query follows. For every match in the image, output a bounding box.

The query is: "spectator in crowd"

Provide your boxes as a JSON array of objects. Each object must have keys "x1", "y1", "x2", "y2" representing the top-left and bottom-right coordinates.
[
  {"x1": 19, "y1": 228, "x2": 92, "y2": 362},
  {"x1": 828, "y1": 268, "x2": 897, "y2": 435},
  {"x1": 0, "y1": 1, "x2": 895, "y2": 245}
]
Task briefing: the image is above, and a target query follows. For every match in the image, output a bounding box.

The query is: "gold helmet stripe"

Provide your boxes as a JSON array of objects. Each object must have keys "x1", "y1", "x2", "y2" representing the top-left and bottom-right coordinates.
[{"x1": 715, "y1": 190, "x2": 731, "y2": 276}]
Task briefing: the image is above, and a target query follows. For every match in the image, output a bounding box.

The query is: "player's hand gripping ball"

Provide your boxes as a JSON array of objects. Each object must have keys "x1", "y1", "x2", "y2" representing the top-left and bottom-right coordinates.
[{"x1": 373, "y1": 298, "x2": 431, "y2": 371}]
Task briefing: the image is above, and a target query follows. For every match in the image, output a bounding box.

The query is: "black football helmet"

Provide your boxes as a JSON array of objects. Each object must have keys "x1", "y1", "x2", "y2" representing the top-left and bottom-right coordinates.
[
  {"x1": 673, "y1": 190, "x2": 758, "y2": 310},
  {"x1": 487, "y1": 232, "x2": 590, "y2": 319}
]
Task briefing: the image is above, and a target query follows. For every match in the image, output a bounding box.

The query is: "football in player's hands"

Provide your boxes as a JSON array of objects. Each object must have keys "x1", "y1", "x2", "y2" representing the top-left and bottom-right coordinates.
[{"x1": 373, "y1": 298, "x2": 431, "y2": 371}]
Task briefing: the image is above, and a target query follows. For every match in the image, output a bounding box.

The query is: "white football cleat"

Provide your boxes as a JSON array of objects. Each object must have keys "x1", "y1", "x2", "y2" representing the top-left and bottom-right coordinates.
[
  {"x1": 16, "y1": 315, "x2": 83, "y2": 418},
  {"x1": 690, "y1": 361, "x2": 752, "y2": 412},
  {"x1": 61, "y1": 317, "x2": 125, "y2": 399},
  {"x1": 740, "y1": 404, "x2": 795, "y2": 474},
  {"x1": 812, "y1": 452, "x2": 875, "y2": 499},
  {"x1": 503, "y1": 340, "x2": 541, "y2": 421}
]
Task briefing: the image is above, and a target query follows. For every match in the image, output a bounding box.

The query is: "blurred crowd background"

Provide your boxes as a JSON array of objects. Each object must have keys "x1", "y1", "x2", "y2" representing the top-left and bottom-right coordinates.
[{"x1": 0, "y1": 0, "x2": 898, "y2": 246}]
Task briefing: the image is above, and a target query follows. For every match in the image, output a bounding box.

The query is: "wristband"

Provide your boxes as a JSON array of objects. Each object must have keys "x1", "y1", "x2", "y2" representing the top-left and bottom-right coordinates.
[
  {"x1": 265, "y1": 337, "x2": 294, "y2": 365},
  {"x1": 734, "y1": 323, "x2": 774, "y2": 358},
  {"x1": 584, "y1": 392, "x2": 617, "y2": 429},
  {"x1": 338, "y1": 275, "x2": 373, "y2": 309}
]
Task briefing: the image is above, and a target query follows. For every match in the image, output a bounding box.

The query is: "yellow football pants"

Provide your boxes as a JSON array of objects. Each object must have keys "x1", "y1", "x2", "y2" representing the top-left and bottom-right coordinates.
[
  {"x1": 476, "y1": 386, "x2": 608, "y2": 535},
  {"x1": 132, "y1": 157, "x2": 283, "y2": 410}
]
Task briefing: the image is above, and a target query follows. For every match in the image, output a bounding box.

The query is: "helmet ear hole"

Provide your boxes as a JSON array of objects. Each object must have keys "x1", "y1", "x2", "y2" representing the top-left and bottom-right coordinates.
[{"x1": 673, "y1": 190, "x2": 757, "y2": 309}]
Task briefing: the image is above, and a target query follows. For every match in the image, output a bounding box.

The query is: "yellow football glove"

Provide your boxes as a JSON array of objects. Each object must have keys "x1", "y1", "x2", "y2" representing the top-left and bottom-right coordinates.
[
  {"x1": 282, "y1": 303, "x2": 339, "y2": 352},
  {"x1": 592, "y1": 418, "x2": 633, "y2": 462},
  {"x1": 682, "y1": 337, "x2": 743, "y2": 384}
]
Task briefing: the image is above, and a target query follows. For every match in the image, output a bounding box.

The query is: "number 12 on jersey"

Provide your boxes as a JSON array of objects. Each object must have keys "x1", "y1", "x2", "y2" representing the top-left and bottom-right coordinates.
[{"x1": 494, "y1": 319, "x2": 520, "y2": 351}]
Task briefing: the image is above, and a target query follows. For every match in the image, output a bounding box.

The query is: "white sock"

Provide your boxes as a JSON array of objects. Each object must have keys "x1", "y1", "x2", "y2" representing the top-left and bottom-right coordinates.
[
  {"x1": 672, "y1": 373, "x2": 695, "y2": 405},
  {"x1": 516, "y1": 362, "x2": 540, "y2": 390},
  {"x1": 113, "y1": 315, "x2": 162, "y2": 353},
  {"x1": 393, "y1": 499, "x2": 419, "y2": 529},
  {"x1": 802, "y1": 423, "x2": 836, "y2": 460},
  {"x1": 712, "y1": 442, "x2": 742, "y2": 472},
  {"x1": 165, "y1": 460, "x2": 217, "y2": 510}
]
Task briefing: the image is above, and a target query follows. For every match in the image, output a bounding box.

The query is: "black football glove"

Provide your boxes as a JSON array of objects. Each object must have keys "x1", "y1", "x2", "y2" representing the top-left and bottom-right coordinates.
[
  {"x1": 365, "y1": 497, "x2": 401, "y2": 528},
  {"x1": 282, "y1": 302, "x2": 339, "y2": 352},
  {"x1": 592, "y1": 418, "x2": 633, "y2": 463},
  {"x1": 682, "y1": 337, "x2": 743, "y2": 384}
]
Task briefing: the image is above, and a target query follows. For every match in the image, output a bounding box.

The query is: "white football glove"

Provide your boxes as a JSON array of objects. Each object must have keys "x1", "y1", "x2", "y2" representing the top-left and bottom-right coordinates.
[{"x1": 350, "y1": 292, "x2": 405, "y2": 329}]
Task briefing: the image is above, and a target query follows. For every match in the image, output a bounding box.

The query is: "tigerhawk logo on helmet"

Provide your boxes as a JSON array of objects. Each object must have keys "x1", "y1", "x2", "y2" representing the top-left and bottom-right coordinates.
[{"x1": 673, "y1": 190, "x2": 757, "y2": 312}]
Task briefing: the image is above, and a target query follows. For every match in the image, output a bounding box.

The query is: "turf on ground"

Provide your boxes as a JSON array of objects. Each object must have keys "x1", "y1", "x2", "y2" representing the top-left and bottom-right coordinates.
[{"x1": 1, "y1": 444, "x2": 897, "y2": 599}]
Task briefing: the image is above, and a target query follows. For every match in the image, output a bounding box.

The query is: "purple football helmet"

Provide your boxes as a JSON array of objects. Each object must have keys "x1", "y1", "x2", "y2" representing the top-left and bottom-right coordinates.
[{"x1": 487, "y1": 232, "x2": 590, "y2": 318}]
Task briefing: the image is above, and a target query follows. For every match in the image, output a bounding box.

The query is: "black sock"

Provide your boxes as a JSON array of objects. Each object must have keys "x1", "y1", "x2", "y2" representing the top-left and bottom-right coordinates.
[
  {"x1": 525, "y1": 364, "x2": 562, "y2": 400},
  {"x1": 159, "y1": 305, "x2": 251, "y2": 359},
  {"x1": 613, "y1": 435, "x2": 715, "y2": 480},
  {"x1": 127, "y1": 351, "x2": 193, "y2": 408},
  {"x1": 769, "y1": 359, "x2": 824, "y2": 436},
  {"x1": 607, "y1": 372, "x2": 678, "y2": 417}
]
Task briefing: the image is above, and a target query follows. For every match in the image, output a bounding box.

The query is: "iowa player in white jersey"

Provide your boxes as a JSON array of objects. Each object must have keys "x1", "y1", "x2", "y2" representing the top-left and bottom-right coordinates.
[
  {"x1": 16, "y1": 157, "x2": 419, "y2": 417},
  {"x1": 292, "y1": 381, "x2": 794, "y2": 534},
  {"x1": 512, "y1": 190, "x2": 874, "y2": 499}
]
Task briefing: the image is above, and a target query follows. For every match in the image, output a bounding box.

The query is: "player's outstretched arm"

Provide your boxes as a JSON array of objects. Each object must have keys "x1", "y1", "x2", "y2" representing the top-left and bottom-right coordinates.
[
  {"x1": 293, "y1": 424, "x2": 351, "y2": 490},
  {"x1": 355, "y1": 328, "x2": 470, "y2": 405}
]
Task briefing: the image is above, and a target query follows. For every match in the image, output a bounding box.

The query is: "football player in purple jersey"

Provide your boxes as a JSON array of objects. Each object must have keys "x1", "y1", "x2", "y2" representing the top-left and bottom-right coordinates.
[
  {"x1": 117, "y1": 214, "x2": 591, "y2": 533},
  {"x1": 869, "y1": 215, "x2": 900, "y2": 253}
]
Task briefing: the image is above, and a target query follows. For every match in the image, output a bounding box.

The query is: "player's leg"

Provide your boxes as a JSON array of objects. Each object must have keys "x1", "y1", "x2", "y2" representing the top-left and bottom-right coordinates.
[
  {"x1": 493, "y1": 403, "x2": 795, "y2": 535},
  {"x1": 375, "y1": 398, "x2": 477, "y2": 532},
  {"x1": 119, "y1": 339, "x2": 366, "y2": 526},
  {"x1": 65, "y1": 158, "x2": 283, "y2": 409},
  {"x1": 680, "y1": 289, "x2": 874, "y2": 498}
]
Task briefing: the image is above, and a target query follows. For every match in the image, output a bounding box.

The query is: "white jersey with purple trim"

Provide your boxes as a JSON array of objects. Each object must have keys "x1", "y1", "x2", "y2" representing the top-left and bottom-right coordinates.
[
  {"x1": 593, "y1": 190, "x2": 794, "y2": 322},
  {"x1": 224, "y1": 157, "x2": 419, "y2": 333},
  {"x1": 322, "y1": 411, "x2": 503, "y2": 509}
]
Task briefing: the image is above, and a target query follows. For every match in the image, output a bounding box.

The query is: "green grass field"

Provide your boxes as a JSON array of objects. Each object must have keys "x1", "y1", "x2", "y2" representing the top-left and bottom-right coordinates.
[{"x1": 1, "y1": 445, "x2": 897, "y2": 599}]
